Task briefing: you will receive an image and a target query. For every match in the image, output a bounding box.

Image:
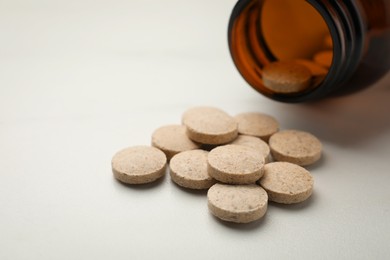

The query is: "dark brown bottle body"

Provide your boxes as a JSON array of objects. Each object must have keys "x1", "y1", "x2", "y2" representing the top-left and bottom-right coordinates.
[{"x1": 228, "y1": 0, "x2": 390, "y2": 102}]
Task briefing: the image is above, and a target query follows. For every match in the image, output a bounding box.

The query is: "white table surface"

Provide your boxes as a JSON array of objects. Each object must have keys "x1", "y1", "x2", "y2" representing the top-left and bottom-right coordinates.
[{"x1": 1, "y1": 1, "x2": 390, "y2": 259}]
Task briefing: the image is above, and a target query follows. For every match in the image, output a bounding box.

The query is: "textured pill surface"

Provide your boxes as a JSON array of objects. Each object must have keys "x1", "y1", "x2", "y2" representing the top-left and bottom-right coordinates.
[
  {"x1": 229, "y1": 135, "x2": 272, "y2": 163},
  {"x1": 234, "y1": 112, "x2": 279, "y2": 142},
  {"x1": 259, "y1": 162, "x2": 314, "y2": 204},
  {"x1": 269, "y1": 130, "x2": 322, "y2": 166},
  {"x1": 262, "y1": 61, "x2": 312, "y2": 94},
  {"x1": 182, "y1": 106, "x2": 238, "y2": 145},
  {"x1": 152, "y1": 124, "x2": 200, "y2": 160},
  {"x1": 169, "y1": 149, "x2": 216, "y2": 189},
  {"x1": 208, "y1": 144, "x2": 264, "y2": 184},
  {"x1": 313, "y1": 50, "x2": 333, "y2": 68},
  {"x1": 111, "y1": 146, "x2": 167, "y2": 184},
  {"x1": 207, "y1": 183, "x2": 268, "y2": 223}
]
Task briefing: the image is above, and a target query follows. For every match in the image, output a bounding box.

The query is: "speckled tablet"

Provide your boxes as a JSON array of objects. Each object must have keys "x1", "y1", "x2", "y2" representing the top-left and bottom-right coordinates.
[
  {"x1": 259, "y1": 162, "x2": 314, "y2": 204},
  {"x1": 269, "y1": 130, "x2": 322, "y2": 166},
  {"x1": 208, "y1": 144, "x2": 264, "y2": 184},
  {"x1": 169, "y1": 149, "x2": 216, "y2": 189},
  {"x1": 262, "y1": 61, "x2": 312, "y2": 94},
  {"x1": 182, "y1": 106, "x2": 238, "y2": 145},
  {"x1": 234, "y1": 112, "x2": 279, "y2": 142},
  {"x1": 229, "y1": 135, "x2": 272, "y2": 163},
  {"x1": 152, "y1": 124, "x2": 200, "y2": 160},
  {"x1": 207, "y1": 183, "x2": 268, "y2": 223},
  {"x1": 112, "y1": 146, "x2": 167, "y2": 184}
]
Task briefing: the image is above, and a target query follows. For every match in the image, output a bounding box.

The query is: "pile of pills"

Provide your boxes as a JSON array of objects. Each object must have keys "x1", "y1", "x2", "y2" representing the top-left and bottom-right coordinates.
[
  {"x1": 262, "y1": 35, "x2": 333, "y2": 94},
  {"x1": 111, "y1": 106, "x2": 322, "y2": 224}
]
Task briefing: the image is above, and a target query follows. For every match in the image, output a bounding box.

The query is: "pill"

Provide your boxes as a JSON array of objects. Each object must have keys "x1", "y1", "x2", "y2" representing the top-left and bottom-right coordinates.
[
  {"x1": 169, "y1": 149, "x2": 216, "y2": 189},
  {"x1": 111, "y1": 146, "x2": 167, "y2": 184},
  {"x1": 208, "y1": 144, "x2": 264, "y2": 184},
  {"x1": 234, "y1": 112, "x2": 279, "y2": 142},
  {"x1": 324, "y1": 35, "x2": 333, "y2": 49},
  {"x1": 207, "y1": 183, "x2": 268, "y2": 223},
  {"x1": 151, "y1": 124, "x2": 200, "y2": 160},
  {"x1": 262, "y1": 61, "x2": 312, "y2": 94},
  {"x1": 229, "y1": 135, "x2": 272, "y2": 163},
  {"x1": 182, "y1": 106, "x2": 238, "y2": 145},
  {"x1": 294, "y1": 59, "x2": 328, "y2": 77},
  {"x1": 313, "y1": 50, "x2": 333, "y2": 68},
  {"x1": 259, "y1": 162, "x2": 314, "y2": 204},
  {"x1": 269, "y1": 130, "x2": 322, "y2": 166}
]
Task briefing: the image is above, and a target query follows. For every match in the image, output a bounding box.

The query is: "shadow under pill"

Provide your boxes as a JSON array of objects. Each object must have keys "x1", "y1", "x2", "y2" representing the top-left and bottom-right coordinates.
[
  {"x1": 304, "y1": 152, "x2": 327, "y2": 171},
  {"x1": 268, "y1": 191, "x2": 317, "y2": 211},
  {"x1": 112, "y1": 173, "x2": 166, "y2": 191},
  {"x1": 210, "y1": 213, "x2": 268, "y2": 231},
  {"x1": 169, "y1": 179, "x2": 208, "y2": 196}
]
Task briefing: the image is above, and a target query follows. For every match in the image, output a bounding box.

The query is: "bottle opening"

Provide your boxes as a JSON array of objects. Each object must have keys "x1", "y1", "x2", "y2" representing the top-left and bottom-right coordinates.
[
  {"x1": 229, "y1": 0, "x2": 334, "y2": 98},
  {"x1": 261, "y1": 0, "x2": 332, "y2": 61}
]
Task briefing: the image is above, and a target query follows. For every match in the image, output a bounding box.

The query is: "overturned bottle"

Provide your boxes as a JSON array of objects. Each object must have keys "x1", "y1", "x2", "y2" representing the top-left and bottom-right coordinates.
[{"x1": 228, "y1": 0, "x2": 390, "y2": 102}]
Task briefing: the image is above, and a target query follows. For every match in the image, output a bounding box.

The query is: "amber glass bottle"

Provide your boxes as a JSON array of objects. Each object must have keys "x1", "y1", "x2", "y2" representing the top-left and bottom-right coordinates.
[{"x1": 228, "y1": 0, "x2": 390, "y2": 102}]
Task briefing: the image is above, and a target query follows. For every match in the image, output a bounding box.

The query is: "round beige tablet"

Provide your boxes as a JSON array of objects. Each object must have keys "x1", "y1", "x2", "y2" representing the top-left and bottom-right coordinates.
[
  {"x1": 169, "y1": 150, "x2": 216, "y2": 189},
  {"x1": 182, "y1": 106, "x2": 238, "y2": 145},
  {"x1": 259, "y1": 162, "x2": 314, "y2": 204},
  {"x1": 229, "y1": 135, "x2": 272, "y2": 163},
  {"x1": 152, "y1": 124, "x2": 200, "y2": 160},
  {"x1": 262, "y1": 61, "x2": 312, "y2": 94},
  {"x1": 295, "y1": 59, "x2": 328, "y2": 77},
  {"x1": 313, "y1": 50, "x2": 333, "y2": 68},
  {"x1": 234, "y1": 112, "x2": 279, "y2": 141},
  {"x1": 208, "y1": 144, "x2": 264, "y2": 184},
  {"x1": 207, "y1": 183, "x2": 268, "y2": 223},
  {"x1": 111, "y1": 146, "x2": 167, "y2": 184},
  {"x1": 269, "y1": 130, "x2": 322, "y2": 166}
]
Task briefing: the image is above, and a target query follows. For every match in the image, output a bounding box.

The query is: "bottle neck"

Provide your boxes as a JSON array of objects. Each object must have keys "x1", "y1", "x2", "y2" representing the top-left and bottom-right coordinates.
[{"x1": 310, "y1": 0, "x2": 365, "y2": 96}]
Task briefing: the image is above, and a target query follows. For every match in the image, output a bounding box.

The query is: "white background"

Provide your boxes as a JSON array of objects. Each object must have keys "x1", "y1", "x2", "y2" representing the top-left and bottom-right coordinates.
[{"x1": 1, "y1": 0, "x2": 390, "y2": 259}]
